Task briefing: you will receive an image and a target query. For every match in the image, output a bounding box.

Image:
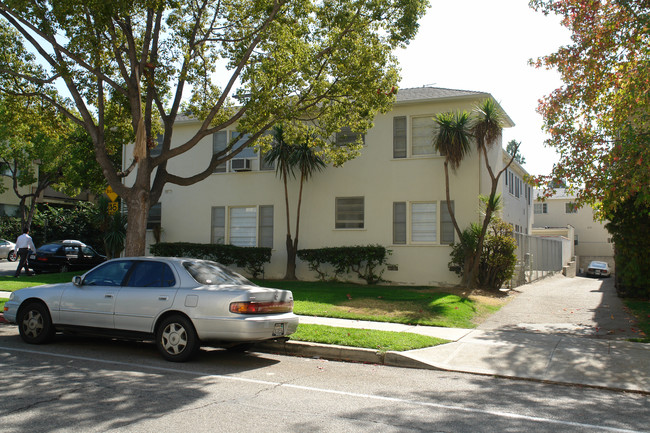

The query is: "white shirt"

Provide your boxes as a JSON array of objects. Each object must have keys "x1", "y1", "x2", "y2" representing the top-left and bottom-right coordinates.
[{"x1": 15, "y1": 233, "x2": 36, "y2": 251}]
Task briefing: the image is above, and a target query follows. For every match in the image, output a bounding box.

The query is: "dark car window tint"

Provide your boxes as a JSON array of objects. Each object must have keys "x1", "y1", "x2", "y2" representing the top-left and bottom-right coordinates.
[
  {"x1": 126, "y1": 261, "x2": 176, "y2": 287},
  {"x1": 81, "y1": 246, "x2": 96, "y2": 257},
  {"x1": 64, "y1": 246, "x2": 80, "y2": 257},
  {"x1": 84, "y1": 261, "x2": 134, "y2": 286},
  {"x1": 37, "y1": 244, "x2": 61, "y2": 253}
]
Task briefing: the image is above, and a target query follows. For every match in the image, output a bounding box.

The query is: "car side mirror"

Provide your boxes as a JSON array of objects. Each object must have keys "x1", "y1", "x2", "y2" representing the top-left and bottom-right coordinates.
[{"x1": 72, "y1": 276, "x2": 83, "y2": 286}]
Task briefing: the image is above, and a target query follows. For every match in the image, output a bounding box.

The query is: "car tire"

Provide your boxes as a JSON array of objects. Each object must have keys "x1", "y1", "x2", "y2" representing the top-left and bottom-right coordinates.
[
  {"x1": 17, "y1": 302, "x2": 55, "y2": 344},
  {"x1": 60, "y1": 263, "x2": 69, "y2": 273},
  {"x1": 155, "y1": 314, "x2": 200, "y2": 362},
  {"x1": 7, "y1": 250, "x2": 16, "y2": 262}
]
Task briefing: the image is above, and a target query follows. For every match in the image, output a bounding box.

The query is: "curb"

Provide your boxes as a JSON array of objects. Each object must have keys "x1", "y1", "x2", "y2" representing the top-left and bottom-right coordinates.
[
  {"x1": 254, "y1": 340, "x2": 436, "y2": 370},
  {"x1": 254, "y1": 340, "x2": 650, "y2": 394}
]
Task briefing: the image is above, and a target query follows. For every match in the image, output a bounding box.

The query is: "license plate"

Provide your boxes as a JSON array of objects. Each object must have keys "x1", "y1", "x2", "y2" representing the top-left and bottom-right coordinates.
[
  {"x1": 273, "y1": 323, "x2": 285, "y2": 336},
  {"x1": 595, "y1": 270, "x2": 601, "y2": 275},
  {"x1": 29, "y1": 254, "x2": 35, "y2": 260}
]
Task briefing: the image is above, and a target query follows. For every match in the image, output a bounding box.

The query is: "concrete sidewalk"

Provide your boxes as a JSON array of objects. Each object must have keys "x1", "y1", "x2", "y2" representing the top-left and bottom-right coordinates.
[{"x1": 258, "y1": 314, "x2": 650, "y2": 394}]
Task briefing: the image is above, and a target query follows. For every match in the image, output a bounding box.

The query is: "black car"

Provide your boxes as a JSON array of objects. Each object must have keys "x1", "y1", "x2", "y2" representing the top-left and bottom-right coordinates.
[{"x1": 29, "y1": 240, "x2": 106, "y2": 273}]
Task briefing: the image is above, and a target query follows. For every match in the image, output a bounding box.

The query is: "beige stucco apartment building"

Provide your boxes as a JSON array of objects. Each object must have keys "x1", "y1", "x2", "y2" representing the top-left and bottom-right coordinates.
[
  {"x1": 132, "y1": 87, "x2": 534, "y2": 285},
  {"x1": 532, "y1": 189, "x2": 614, "y2": 273}
]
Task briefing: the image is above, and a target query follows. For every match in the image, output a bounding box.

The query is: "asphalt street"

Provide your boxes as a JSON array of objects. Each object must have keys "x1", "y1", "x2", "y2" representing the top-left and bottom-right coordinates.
[{"x1": 1, "y1": 326, "x2": 649, "y2": 433}]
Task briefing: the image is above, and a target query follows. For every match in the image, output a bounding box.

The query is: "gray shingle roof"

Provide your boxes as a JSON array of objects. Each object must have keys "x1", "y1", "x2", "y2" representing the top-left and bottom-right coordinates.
[
  {"x1": 174, "y1": 86, "x2": 510, "y2": 124},
  {"x1": 395, "y1": 86, "x2": 488, "y2": 103}
]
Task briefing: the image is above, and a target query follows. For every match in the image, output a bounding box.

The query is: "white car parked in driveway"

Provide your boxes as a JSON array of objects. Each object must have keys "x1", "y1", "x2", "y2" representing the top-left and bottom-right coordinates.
[
  {"x1": 3, "y1": 257, "x2": 299, "y2": 361},
  {"x1": 586, "y1": 260, "x2": 611, "y2": 278}
]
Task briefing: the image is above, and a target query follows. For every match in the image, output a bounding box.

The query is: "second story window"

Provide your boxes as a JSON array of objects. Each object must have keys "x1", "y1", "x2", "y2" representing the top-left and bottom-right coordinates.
[
  {"x1": 212, "y1": 131, "x2": 228, "y2": 173},
  {"x1": 534, "y1": 203, "x2": 548, "y2": 214},
  {"x1": 411, "y1": 117, "x2": 435, "y2": 156},
  {"x1": 392, "y1": 116, "x2": 439, "y2": 158}
]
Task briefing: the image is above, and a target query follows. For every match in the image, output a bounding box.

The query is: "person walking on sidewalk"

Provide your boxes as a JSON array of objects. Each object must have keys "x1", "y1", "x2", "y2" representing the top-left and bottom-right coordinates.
[{"x1": 14, "y1": 227, "x2": 36, "y2": 277}]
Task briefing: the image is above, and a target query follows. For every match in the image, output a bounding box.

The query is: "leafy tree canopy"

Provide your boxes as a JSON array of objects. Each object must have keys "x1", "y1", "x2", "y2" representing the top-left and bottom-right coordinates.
[
  {"x1": 0, "y1": 90, "x2": 112, "y2": 228},
  {"x1": 0, "y1": 0, "x2": 429, "y2": 255},
  {"x1": 529, "y1": 0, "x2": 650, "y2": 216}
]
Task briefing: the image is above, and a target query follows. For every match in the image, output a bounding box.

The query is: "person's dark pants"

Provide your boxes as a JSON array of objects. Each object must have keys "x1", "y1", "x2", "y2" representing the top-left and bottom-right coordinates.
[{"x1": 15, "y1": 248, "x2": 31, "y2": 277}]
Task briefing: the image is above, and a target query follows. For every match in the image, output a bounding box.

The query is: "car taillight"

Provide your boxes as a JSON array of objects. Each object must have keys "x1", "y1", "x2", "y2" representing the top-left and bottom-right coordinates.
[
  {"x1": 37, "y1": 257, "x2": 48, "y2": 262},
  {"x1": 229, "y1": 301, "x2": 293, "y2": 314}
]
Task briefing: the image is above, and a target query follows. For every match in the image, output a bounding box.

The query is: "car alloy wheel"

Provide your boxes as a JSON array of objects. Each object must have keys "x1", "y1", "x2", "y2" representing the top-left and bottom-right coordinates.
[
  {"x1": 155, "y1": 315, "x2": 199, "y2": 362},
  {"x1": 18, "y1": 302, "x2": 55, "y2": 344},
  {"x1": 7, "y1": 250, "x2": 16, "y2": 262}
]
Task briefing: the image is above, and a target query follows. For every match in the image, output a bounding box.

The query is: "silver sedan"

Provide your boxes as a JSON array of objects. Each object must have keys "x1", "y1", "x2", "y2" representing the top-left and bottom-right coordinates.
[
  {"x1": 0, "y1": 238, "x2": 17, "y2": 261},
  {"x1": 3, "y1": 257, "x2": 299, "y2": 362}
]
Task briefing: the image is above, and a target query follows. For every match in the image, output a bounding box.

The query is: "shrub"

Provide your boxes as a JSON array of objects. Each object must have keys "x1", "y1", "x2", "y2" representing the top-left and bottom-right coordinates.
[
  {"x1": 448, "y1": 223, "x2": 480, "y2": 277},
  {"x1": 477, "y1": 219, "x2": 517, "y2": 289},
  {"x1": 449, "y1": 219, "x2": 516, "y2": 290},
  {"x1": 297, "y1": 245, "x2": 391, "y2": 284},
  {"x1": 149, "y1": 242, "x2": 272, "y2": 279},
  {"x1": 605, "y1": 196, "x2": 650, "y2": 299}
]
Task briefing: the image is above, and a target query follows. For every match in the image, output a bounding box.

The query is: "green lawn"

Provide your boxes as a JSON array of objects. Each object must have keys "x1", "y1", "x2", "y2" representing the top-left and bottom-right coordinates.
[
  {"x1": 0, "y1": 272, "x2": 77, "y2": 292},
  {"x1": 292, "y1": 323, "x2": 449, "y2": 352},
  {"x1": 256, "y1": 280, "x2": 505, "y2": 328}
]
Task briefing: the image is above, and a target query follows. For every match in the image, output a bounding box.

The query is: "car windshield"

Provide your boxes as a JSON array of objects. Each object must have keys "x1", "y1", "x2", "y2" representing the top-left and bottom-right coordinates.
[
  {"x1": 590, "y1": 262, "x2": 607, "y2": 269},
  {"x1": 183, "y1": 260, "x2": 255, "y2": 286}
]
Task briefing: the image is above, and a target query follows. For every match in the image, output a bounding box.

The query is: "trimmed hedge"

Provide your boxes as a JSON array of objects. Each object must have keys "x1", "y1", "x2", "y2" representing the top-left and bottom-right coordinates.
[
  {"x1": 297, "y1": 245, "x2": 391, "y2": 284},
  {"x1": 149, "y1": 242, "x2": 271, "y2": 279}
]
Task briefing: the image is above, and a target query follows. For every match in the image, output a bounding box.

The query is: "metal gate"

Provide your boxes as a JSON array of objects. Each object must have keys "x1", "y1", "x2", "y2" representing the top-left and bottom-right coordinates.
[{"x1": 510, "y1": 233, "x2": 563, "y2": 287}]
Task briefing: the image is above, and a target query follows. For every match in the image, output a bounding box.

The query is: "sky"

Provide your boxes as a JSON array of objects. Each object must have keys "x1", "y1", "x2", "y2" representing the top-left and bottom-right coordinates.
[{"x1": 394, "y1": 0, "x2": 573, "y2": 176}]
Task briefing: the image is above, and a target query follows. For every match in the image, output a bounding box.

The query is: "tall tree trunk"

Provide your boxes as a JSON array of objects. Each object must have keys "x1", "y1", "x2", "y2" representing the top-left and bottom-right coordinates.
[
  {"x1": 26, "y1": 194, "x2": 38, "y2": 231},
  {"x1": 18, "y1": 196, "x2": 28, "y2": 230},
  {"x1": 282, "y1": 168, "x2": 297, "y2": 280},
  {"x1": 284, "y1": 172, "x2": 306, "y2": 281},
  {"x1": 443, "y1": 161, "x2": 463, "y2": 240},
  {"x1": 123, "y1": 188, "x2": 149, "y2": 256},
  {"x1": 285, "y1": 234, "x2": 297, "y2": 280}
]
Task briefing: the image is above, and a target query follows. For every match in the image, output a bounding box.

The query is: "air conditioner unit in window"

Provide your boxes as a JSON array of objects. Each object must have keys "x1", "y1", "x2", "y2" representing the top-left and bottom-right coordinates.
[{"x1": 231, "y1": 158, "x2": 252, "y2": 171}]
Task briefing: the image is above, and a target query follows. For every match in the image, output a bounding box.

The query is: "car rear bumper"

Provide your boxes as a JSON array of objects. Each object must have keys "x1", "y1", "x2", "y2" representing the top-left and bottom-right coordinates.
[{"x1": 193, "y1": 313, "x2": 299, "y2": 342}]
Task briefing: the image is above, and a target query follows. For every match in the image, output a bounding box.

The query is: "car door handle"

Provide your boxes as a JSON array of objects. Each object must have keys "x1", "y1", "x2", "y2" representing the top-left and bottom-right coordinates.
[
  {"x1": 158, "y1": 296, "x2": 169, "y2": 301},
  {"x1": 105, "y1": 294, "x2": 114, "y2": 299}
]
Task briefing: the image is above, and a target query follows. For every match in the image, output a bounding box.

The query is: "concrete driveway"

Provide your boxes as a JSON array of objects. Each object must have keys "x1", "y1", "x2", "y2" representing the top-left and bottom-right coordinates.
[
  {"x1": 397, "y1": 273, "x2": 649, "y2": 392},
  {"x1": 478, "y1": 273, "x2": 641, "y2": 339}
]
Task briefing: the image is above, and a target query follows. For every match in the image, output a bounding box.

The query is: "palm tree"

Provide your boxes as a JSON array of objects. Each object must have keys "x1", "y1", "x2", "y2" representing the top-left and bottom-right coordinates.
[
  {"x1": 433, "y1": 110, "x2": 472, "y2": 242},
  {"x1": 265, "y1": 126, "x2": 326, "y2": 280},
  {"x1": 433, "y1": 100, "x2": 518, "y2": 289},
  {"x1": 465, "y1": 98, "x2": 516, "y2": 289}
]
